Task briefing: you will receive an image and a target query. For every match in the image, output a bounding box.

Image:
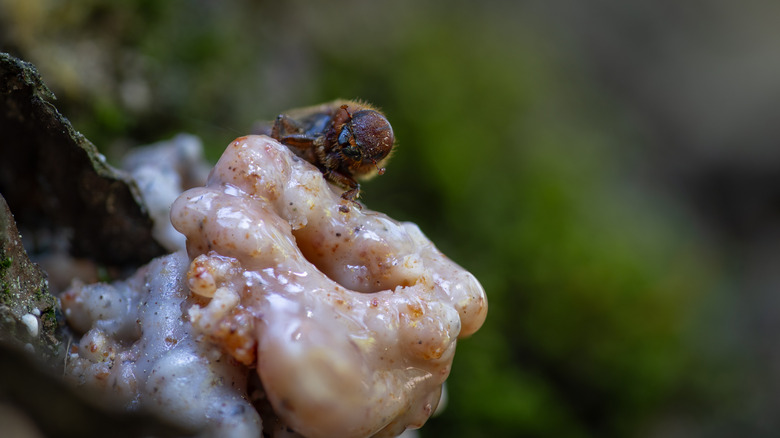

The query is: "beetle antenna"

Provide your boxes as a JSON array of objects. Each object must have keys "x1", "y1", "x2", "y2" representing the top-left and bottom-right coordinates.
[
  {"x1": 373, "y1": 159, "x2": 386, "y2": 175},
  {"x1": 340, "y1": 104, "x2": 353, "y2": 120}
]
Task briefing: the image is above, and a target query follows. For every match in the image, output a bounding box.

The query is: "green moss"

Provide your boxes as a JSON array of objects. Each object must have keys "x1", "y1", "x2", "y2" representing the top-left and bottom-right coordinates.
[
  {"x1": 33, "y1": 286, "x2": 46, "y2": 301},
  {"x1": 0, "y1": 257, "x2": 14, "y2": 292},
  {"x1": 0, "y1": 256, "x2": 12, "y2": 272},
  {"x1": 1, "y1": 284, "x2": 10, "y2": 302},
  {"x1": 0, "y1": 257, "x2": 12, "y2": 304},
  {"x1": 1, "y1": 257, "x2": 12, "y2": 302},
  {"x1": 41, "y1": 306, "x2": 57, "y2": 328}
]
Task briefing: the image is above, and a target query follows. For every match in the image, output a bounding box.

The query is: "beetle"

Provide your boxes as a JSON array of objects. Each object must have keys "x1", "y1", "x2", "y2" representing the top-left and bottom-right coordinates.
[{"x1": 255, "y1": 100, "x2": 394, "y2": 205}]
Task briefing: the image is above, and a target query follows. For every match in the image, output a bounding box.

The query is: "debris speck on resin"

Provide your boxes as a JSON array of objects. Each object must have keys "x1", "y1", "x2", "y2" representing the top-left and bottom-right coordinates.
[{"x1": 61, "y1": 134, "x2": 487, "y2": 438}]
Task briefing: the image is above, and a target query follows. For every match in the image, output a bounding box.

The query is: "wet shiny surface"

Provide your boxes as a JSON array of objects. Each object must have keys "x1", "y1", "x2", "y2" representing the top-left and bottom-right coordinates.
[{"x1": 171, "y1": 135, "x2": 487, "y2": 438}]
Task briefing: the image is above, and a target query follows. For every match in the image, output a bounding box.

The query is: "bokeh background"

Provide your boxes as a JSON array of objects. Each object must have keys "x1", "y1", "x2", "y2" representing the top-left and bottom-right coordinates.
[{"x1": 2, "y1": 0, "x2": 780, "y2": 436}]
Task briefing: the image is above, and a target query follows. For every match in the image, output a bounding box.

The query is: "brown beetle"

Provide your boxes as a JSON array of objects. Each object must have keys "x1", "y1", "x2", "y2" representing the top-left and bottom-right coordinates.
[{"x1": 255, "y1": 100, "x2": 394, "y2": 205}]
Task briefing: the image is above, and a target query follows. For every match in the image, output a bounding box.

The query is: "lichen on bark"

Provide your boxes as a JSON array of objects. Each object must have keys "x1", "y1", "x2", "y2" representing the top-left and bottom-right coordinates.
[{"x1": 0, "y1": 193, "x2": 59, "y2": 358}]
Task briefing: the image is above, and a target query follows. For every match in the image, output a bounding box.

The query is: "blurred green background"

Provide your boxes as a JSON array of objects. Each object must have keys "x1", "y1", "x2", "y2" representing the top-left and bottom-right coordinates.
[{"x1": 4, "y1": 0, "x2": 780, "y2": 436}]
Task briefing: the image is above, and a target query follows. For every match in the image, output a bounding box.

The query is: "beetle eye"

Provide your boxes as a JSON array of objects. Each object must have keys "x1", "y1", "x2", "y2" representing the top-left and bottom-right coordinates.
[
  {"x1": 338, "y1": 125, "x2": 362, "y2": 160},
  {"x1": 338, "y1": 126, "x2": 352, "y2": 148}
]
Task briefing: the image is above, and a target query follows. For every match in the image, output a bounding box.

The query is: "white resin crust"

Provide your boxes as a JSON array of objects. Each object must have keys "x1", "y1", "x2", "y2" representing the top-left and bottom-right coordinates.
[
  {"x1": 60, "y1": 251, "x2": 262, "y2": 438},
  {"x1": 60, "y1": 134, "x2": 486, "y2": 438}
]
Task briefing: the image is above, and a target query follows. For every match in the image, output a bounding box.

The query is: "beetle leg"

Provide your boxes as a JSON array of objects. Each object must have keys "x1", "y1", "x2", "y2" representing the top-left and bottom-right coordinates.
[
  {"x1": 271, "y1": 115, "x2": 320, "y2": 155},
  {"x1": 325, "y1": 170, "x2": 360, "y2": 198},
  {"x1": 341, "y1": 187, "x2": 361, "y2": 203},
  {"x1": 278, "y1": 134, "x2": 317, "y2": 149},
  {"x1": 322, "y1": 169, "x2": 362, "y2": 211},
  {"x1": 271, "y1": 114, "x2": 305, "y2": 137}
]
